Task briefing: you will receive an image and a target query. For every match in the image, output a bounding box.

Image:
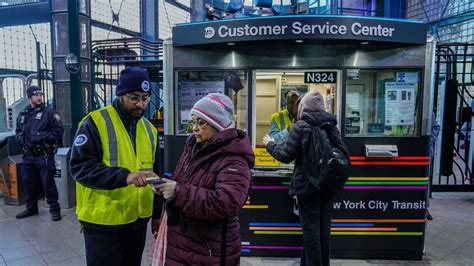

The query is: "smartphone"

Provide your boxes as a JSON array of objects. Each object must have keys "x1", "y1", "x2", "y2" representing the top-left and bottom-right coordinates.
[{"x1": 146, "y1": 176, "x2": 164, "y2": 186}]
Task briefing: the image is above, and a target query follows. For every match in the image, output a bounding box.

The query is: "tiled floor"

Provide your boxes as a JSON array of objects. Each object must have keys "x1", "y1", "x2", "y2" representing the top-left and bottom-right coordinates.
[{"x1": 1, "y1": 192, "x2": 474, "y2": 265}]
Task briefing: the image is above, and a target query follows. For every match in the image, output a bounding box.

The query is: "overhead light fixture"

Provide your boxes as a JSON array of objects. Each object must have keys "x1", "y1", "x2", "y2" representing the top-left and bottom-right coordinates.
[
  {"x1": 361, "y1": 41, "x2": 369, "y2": 45},
  {"x1": 227, "y1": 42, "x2": 236, "y2": 46},
  {"x1": 295, "y1": 39, "x2": 304, "y2": 43}
]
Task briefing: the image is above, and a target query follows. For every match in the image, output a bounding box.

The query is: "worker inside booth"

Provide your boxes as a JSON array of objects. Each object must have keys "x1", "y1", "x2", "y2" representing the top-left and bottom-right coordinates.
[{"x1": 254, "y1": 70, "x2": 338, "y2": 146}]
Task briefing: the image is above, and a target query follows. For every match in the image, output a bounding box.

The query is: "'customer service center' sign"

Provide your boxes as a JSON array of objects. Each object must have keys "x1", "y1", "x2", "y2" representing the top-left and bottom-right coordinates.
[{"x1": 173, "y1": 16, "x2": 427, "y2": 46}]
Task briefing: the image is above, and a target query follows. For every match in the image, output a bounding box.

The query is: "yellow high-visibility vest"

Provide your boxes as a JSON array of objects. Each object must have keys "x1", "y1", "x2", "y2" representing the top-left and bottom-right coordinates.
[
  {"x1": 75, "y1": 105, "x2": 157, "y2": 225},
  {"x1": 270, "y1": 109, "x2": 293, "y2": 131}
]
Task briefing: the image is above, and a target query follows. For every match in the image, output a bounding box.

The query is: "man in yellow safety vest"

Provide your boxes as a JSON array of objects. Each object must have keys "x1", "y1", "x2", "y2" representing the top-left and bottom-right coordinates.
[
  {"x1": 269, "y1": 91, "x2": 300, "y2": 143},
  {"x1": 70, "y1": 67, "x2": 161, "y2": 266}
]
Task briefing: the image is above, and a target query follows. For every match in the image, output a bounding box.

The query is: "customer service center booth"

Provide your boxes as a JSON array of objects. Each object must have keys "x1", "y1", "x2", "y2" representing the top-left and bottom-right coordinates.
[{"x1": 163, "y1": 15, "x2": 433, "y2": 260}]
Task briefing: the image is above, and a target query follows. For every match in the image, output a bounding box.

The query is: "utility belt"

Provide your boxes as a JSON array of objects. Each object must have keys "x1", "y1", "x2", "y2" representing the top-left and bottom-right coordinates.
[{"x1": 23, "y1": 143, "x2": 56, "y2": 156}]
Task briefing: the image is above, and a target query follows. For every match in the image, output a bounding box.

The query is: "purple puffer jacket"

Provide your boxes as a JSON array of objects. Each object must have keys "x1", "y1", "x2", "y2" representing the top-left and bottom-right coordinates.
[{"x1": 166, "y1": 128, "x2": 255, "y2": 266}]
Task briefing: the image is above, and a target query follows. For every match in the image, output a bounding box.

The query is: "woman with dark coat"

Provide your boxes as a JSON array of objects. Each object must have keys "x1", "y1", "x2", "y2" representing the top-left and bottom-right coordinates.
[
  {"x1": 263, "y1": 91, "x2": 347, "y2": 266},
  {"x1": 156, "y1": 93, "x2": 255, "y2": 265}
]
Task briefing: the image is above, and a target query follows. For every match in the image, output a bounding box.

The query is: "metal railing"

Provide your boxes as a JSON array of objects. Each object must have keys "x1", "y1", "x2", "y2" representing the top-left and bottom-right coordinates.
[{"x1": 432, "y1": 42, "x2": 474, "y2": 192}]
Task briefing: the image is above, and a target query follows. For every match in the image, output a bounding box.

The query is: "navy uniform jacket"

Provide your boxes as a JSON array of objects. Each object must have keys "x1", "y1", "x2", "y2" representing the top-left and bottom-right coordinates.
[
  {"x1": 15, "y1": 104, "x2": 64, "y2": 148},
  {"x1": 70, "y1": 99, "x2": 162, "y2": 228}
]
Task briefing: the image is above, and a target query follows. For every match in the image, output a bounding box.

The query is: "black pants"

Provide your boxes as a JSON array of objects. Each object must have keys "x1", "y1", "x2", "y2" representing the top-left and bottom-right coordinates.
[
  {"x1": 298, "y1": 191, "x2": 336, "y2": 266},
  {"x1": 21, "y1": 155, "x2": 60, "y2": 213},
  {"x1": 83, "y1": 224, "x2": 147, "y2": 266}
]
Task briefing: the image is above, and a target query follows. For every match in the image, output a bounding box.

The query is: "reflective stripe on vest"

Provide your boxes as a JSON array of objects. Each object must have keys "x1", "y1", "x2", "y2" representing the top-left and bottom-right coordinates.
[
  {"x1": 278, "y1": 113, "x2": 285, "y2": 131},
  {"x1": 76, "y1": 105, "x2": 157, "y2": 225},
  {"x1": 271, "y1": 109, "x2": 292, "y2": 131},
  {"x1": 99, "y1": 109, "x2": 118, "y2": 167}
]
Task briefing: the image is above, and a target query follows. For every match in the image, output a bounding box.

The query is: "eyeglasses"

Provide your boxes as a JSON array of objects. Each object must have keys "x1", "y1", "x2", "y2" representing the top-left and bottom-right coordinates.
[
  {"x1": 126, "y1": 93, "x2": 150, "y2": 104},
  {"x1": 190, "y1": 118, "x2": 207, "y2": 128}
]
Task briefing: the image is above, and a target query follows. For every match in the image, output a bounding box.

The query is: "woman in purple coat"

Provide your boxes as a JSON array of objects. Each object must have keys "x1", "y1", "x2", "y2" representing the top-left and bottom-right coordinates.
[{"x1": 156, "y1": 93, "x2": 255, "y2": 265}]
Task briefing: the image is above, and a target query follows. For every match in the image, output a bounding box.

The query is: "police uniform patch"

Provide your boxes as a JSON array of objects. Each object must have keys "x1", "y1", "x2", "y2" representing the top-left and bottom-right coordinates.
[
  {"x1": 53, "y1": 113, "x2": 61, "y2": 121},
  {"x1": 74, "y1": 134, "x2": 88, "y2": 147},
  {"x1": 35, "y1": 112, "x2": 43, "y2": 120},
  {"x1": 141, "y1": 80, "x2": 150, "y2": 92}
]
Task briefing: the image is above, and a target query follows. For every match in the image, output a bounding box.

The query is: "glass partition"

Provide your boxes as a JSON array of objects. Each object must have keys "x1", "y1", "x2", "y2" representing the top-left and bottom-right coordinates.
[
  {"x1": 175, "y1": 70, "x2": 248, "y2": 135},
  {"x1": 345, "y1": 69, "x2": 421, "y2": 137},
  {"x1": 254, "y1": 70, "x2": 339, "y2": 147}
]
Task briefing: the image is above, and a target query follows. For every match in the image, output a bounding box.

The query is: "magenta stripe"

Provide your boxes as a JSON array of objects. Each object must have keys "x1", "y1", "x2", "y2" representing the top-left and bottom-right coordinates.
[
  {"x1": 207, "y1": 94, "x2": 231, "y2": 110},
  {"x1": 344, "y1": 186, "x2": 427, "y2": 190},
  {"x1": 252, "y1": 185, "x2": 288, "y2": 190},
  {"x1": 242, "y1": 245, "x2": 304, "y2": 250}
]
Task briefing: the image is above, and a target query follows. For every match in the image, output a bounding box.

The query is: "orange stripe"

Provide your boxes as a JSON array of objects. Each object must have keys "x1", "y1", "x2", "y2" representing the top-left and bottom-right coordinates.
[
  {"x1": 350, "y1": 156, "x2": 429, "y2": 161},
  {"x1": 352, "y1": 161, "x2": 429, "y2": 166},
  {"x1": 331, "y1": 219, "x2": 426, "y2": 223},
  {"x1": 331, "y1": 227, "x2": 397, "y2": 231},
  {"x1": 250, "y1": 227, "x2": 302, "y2": 231}
]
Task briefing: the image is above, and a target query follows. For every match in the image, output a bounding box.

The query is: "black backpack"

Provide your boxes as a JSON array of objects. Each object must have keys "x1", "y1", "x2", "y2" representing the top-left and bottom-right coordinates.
[{"x1": 304, "y1": 122, "x2": 350, "y2": 191}]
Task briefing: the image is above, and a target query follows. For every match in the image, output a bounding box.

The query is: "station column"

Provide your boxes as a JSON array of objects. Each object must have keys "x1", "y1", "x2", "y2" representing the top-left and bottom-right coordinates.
[{"x1": 50, "y1": 0, "x2": 92, "y2": 146}]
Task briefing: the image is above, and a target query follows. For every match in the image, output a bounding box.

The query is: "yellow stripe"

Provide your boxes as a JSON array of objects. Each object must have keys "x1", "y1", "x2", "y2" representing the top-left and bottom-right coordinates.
[
  {"x1": 349, "y1": 177, "x2": 428, "y2": 181},
  {"x1": 243, "y1": 205, "x2": 269, "y2": 209}
]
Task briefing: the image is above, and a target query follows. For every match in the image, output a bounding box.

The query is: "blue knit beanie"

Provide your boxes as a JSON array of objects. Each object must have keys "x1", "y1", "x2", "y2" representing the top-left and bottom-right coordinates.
[
  {"x1": 116, "y1": 67, "x2": 151, "y2": 96},
  {"x1": 27, "y1": 85, "x2": 42, "y2": 98}
]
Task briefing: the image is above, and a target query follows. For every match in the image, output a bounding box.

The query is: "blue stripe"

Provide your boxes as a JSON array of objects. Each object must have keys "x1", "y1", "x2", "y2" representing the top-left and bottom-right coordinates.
[
  {"x1": 241, "y1": 248, "x2": 251, "y2": 253},
  {"x1": 250, "y1": 222, "x2": 301, "y2": 227},
  {"x1": 331, "y1": 223, "x2": 374, "y2": 227}
]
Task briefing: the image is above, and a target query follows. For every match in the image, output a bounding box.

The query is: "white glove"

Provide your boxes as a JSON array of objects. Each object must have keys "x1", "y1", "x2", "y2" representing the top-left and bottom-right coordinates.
[{"x1": 262, "y1": 134, "x2": 275, "y2": 145}]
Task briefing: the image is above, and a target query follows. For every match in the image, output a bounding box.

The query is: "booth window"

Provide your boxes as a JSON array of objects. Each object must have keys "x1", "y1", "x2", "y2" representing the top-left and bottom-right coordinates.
[
  {"x1": 345, "y1": 69, "x2": 420, "y2": 137},
  {"x1": 175, "y1": 70, "x2": 248, "y2": 135}
]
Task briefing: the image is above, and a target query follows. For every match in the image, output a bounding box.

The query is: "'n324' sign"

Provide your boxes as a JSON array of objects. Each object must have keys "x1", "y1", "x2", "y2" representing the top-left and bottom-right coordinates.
[{"x1": 304, "y1": 71, "x2": 337, "y2": 83}]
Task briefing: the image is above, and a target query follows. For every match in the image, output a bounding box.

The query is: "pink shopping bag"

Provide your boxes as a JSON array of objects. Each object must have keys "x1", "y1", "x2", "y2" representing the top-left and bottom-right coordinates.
[{"x1": 147, "y1": 213, "x2": 168, "y2": 266}]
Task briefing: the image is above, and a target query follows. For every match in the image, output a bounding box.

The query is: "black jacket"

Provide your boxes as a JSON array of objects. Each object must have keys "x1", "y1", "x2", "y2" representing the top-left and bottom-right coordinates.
[
  {"x1": 70, "y1": 99, "x2": 161, "y2": 229},
  {"x1": 15, "y1": 104, "x2": 64, "y2": 148},
  {"x1": 266, "y1": 110, "x2": 344, "y2": 196}
]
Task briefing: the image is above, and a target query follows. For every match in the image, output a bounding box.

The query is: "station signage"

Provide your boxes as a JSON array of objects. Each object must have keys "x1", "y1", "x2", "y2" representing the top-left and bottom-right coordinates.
[
  {"x1": 173, "y1": 16, "x2": 427, "y2": 46},
  {"x1": 304, "y1": 71, "x2": 337, "y2": 83}
]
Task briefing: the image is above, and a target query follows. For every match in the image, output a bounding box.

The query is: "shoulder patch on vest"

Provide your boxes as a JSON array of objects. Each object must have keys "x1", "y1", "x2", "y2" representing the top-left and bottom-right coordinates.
[{"x1": 74, "y1": 134, "x2": 88, "y2": 147}]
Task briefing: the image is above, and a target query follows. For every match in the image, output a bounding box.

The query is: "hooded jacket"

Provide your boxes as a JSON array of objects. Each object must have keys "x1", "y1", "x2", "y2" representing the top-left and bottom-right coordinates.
[
  {"x1": 166, "y1": 128, "x2": 255, "y2": 265},
  {"x1": 266, "y1": 110, "x2": 345, "y2": 196}
]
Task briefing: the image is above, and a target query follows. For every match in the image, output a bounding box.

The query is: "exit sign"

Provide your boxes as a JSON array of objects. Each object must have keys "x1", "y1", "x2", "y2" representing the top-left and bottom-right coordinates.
[{"x1": 304, "y1": 71, "x2": 337, "y2": 83}]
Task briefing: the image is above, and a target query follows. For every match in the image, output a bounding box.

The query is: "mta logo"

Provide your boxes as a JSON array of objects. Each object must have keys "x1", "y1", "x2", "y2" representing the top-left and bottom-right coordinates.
[{"x1": 204, "y1": 27, "x2": 215, "y2": 39}]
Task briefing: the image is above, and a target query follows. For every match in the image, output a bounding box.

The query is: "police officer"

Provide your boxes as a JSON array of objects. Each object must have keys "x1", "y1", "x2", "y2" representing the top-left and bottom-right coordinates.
[
  {"x1": 15, "y1": 85, "x2": 64, "y2": 221},
  {"x1": 70, "y1": 67, "x2": 161, "y2": 266}
]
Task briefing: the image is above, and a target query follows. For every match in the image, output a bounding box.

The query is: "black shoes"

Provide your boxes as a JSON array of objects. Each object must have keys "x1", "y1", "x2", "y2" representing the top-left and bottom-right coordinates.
[
  {"x1": 15, "y1": 209, "x2": 61, "y2": 221},
  {"x1": 426, "y1": 210, "x2": 433, "y2": 221},
  {"x1": 51, "y1": 212, "x2": 62, "y2": 221},
  {"x1": 15, "y1": 209, "x2": 39, "y2": 219}
]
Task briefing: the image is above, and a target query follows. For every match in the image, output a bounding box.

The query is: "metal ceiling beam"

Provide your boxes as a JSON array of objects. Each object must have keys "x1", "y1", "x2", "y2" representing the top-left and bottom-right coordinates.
[
  {"x1": 164, "y1": 0, "x2": 191, "y2": 13},
  {"x1": 0, "y1": 2, "x2": 49, "y2": 27}
]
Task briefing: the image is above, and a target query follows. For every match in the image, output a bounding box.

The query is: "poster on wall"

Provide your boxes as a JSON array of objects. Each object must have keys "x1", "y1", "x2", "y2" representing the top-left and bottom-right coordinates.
[
  {"x1": 385, "y1": 82, "x2": 416, "y2": 126},
  {"x1": 179, "y1": 80, "x2": 225, "y2": 124}
]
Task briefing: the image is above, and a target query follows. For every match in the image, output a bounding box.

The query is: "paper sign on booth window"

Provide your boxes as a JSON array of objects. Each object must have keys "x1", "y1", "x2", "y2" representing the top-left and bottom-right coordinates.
[
  {"x1": 385, "y1": 82, "x2": 416, "y2": 126},
  {"x1": 396, "y1": 72, "x2": 418, "y2": 83},
  {"x1": 253, "y1": 148, "x2": 281, "y2": 167}
]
